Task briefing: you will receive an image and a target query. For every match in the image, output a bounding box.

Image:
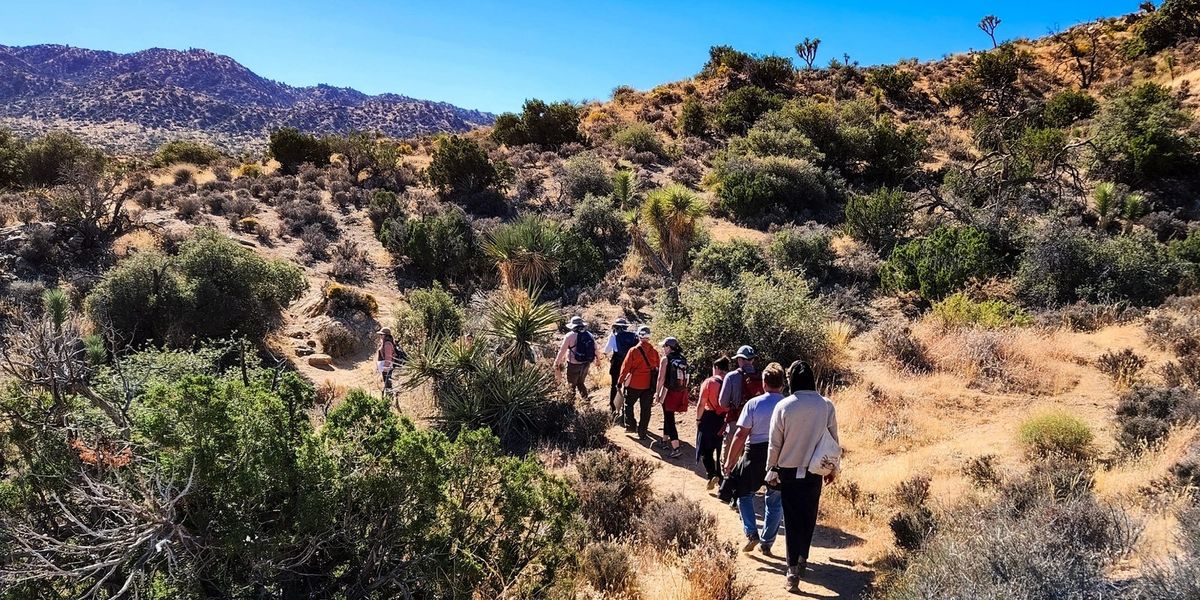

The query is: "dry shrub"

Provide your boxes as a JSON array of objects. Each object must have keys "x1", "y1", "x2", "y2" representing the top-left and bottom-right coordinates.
[
  {"x1": 222, "y1": 194, "x2": 257, "y2": 220},
  {"x1": 174, "y1": 195, "x2": 203, "y2": 221},
  {"x1": 322, "y1": 283, "x2": 378, "y2": 316},
  {"x1": 1159, "y1": 356, "x2": 1200, "y2": 389},
  {"x1": 317, "y1": 320, "x2": 360, "y2": 358},
  {"x1": 1097, "y1": 347, "x2": 1147, "y2": 388},
  {"x1": 634, "y1": 493, "x2": 717, "y2": 554},
  {"x1": 330, "y1": 239, "x2": 373, "y2": 283},
  {"x1": 579, "y1": 541, "x2": 638, "y2": 595},
  {"x1": 962, "y1": 454, "x2": 1001, "y2": 489},
  {"x1": 873, "y1": 321, "x2": 932, "y2": 374},
  {"x1": 1145, "y1": 312, "x2": 1200, "y2": 357},
  {"x1": 172, "y1": 167, "x2": 193, "y2": 186},
  {"x1": 575, "y1": 449, "x2": 657, "y2": 538},
  {"x1": 681, "y1": 542, "x2": 749, "y2": 600},
  {"x1": 922, "y1": 327, "x2": 1070, "y2": 395}
]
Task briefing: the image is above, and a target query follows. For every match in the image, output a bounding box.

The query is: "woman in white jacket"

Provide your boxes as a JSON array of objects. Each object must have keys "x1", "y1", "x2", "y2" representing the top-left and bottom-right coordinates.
[{"x1": 765, "y1": 360, "x2": 838, "y2": 592}]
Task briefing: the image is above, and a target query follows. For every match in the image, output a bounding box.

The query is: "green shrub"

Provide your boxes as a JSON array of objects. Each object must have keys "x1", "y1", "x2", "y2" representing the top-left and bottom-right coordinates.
[
  {"x1": 689, "y1": 239, "x2": 767, "y2": 286},
  {"x1": 868, "y1": 65, "x2": 916, "y2": 99},
  {"x1": 1170, "y1": 229, "x2": 1200, "y2": 288},
  {"x1": 490, "y1": 99, "x2": 582, "y2": 149},
  {"x1": 154, "y1": 140, "x2": 224, "y2": 167},
  {"x1": 432, "y1": 358, "x2": 565, "y2": 452},
  {"x1": 714, "y1": 86, "x2": 783, "y2": 135},
  {"x1": 844, "y1": 187, "x2": 912, "y2": 253},
  {"x1": 1018, "y1": 411, "x2": 1095, "y2": 460},
  {"x1": 766, "y1": 224, "x2": 835, "y2": 281},
  {"x1": 22, "y1": 131, "x2": 106, "y2": 186},
  {"x1": 427, "y1": 134, "x2": 508, "y2": 201},
  {"x1": 748, "y1": 55, "x2": 796, "y2": 90},
  {"x1": 708, "y1": 154, "x2": 837, "y2": 222},
  {"x1": 929, "y1": 292, "x2": 1031, "y2": 329},
  {"x1": 1043, "y1": 89, "x2": 1099, "y2": 128},
  {"x1": 658, "y1": 271, "x2": 830, "y2": 369},
  {"x1": 611, "y1": 122, "x2": 665, "y2": 157},
  {"x1": 268, "y1": 127, "x2": 330, "y2": 174},
  {"x1": 1092, "y1": 83, "x2": 1196, "y2": 186},
  {"x1": 559, "y1": 152, "x2": 612, "y2": 200},
  {"x1": 0, "y1": 128, "x2": 27, "y2": 189},
  {"x1": 323, "y1": 282, "x2": 378, "y2": 316},
  {"x1": 1016, "y1": 226, "x2": 1182, "y2": 307},
  {"x1": 379, "y1": 208, "x2": 479, "y2": 284},
  {"x1": 701, "y1": 45, "x2": 752, "y2": 77},
  {"x1": 881, "y1": 226, "x2": 1001, "y2": 300},
  {"x1": 571, "y1": 194, "x2": 627, "y2": 262},
  {"x1": 679, "y1": 95, "x2": 707, "y2": 136},
  {"x1": 397, "y1": 284, "x2": 465, "y2": 344},
  {"x1": 941, "y1": 76, "x2": 986, "y2": 111},
  {"x1": 557, "y1": 228, "x2": 606, "y2": 290},
  {"x1": 86, "y1": 228, "x2": 306, "y2": 347},
  {"x1": 1124, "y1": 0, "x2": 1200, "y2": 57}
]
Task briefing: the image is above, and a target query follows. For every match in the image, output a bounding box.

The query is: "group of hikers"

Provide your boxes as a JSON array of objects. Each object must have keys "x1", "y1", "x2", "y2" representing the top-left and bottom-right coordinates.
[{"x1": 552, "y1": 315, "x2": 841, "y2": 590}]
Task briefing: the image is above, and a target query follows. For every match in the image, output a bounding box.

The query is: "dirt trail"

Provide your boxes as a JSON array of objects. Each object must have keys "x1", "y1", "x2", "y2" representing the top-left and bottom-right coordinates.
[{"x1": 590, "y1": 393, "x2": 873, "y2": 599}]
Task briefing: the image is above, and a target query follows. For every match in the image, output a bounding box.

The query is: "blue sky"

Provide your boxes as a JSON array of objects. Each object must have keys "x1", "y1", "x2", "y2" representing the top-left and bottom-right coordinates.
[{"x1": 1, "y1": 0, "x2": 1138, "y2": 113}]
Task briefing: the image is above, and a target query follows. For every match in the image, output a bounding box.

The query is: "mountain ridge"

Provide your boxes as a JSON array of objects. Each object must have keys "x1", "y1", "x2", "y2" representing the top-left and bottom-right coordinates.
[{"x1": 0, "y1": 43, "x2": 494, "y2": 152}]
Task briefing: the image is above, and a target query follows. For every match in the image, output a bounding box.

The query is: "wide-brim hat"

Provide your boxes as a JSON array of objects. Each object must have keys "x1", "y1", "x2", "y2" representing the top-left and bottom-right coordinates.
[
  {"x1": 378, "y1": 327, "x2": 392, "y2": 336},
  {"x1": 568, "y1": 315, "x2": 588, "y2": 328},
  {"x1": 662, "y1": 337, "x2": 680, "y2": 349},
  {"x1": 636, "y1": 325, "x2": 652, "y2": 338},
  {"x1": 614, "y1": 317, "x2": 630, "y2": 327}
]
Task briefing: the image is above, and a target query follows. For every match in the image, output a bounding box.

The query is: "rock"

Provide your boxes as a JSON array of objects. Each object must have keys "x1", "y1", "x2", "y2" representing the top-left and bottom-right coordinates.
[
  {"x1": 294, "y1": 346, "x2": 314, "y2": 357},
  {"x1": 288, "y1": 330, "x2": 309, "y2": 339},
  {"x1": 307, "y1": 353, "x2": 333, "y2": 367},
  {"x1": 306, "y1": 339, "x2": 317, "y2": 348}
]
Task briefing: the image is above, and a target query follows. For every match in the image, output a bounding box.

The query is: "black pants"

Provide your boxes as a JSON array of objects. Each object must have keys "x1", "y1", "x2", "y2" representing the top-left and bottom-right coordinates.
[
  {"x1": 779, "y1": 469, "x2": 824, "y2": 567},
  {"x1": 663, "y1": 409, "x2": 678, "y2": 442},
  {"x1": 700, "y1": 447, "x2": 719, "y2": 479},
  {"x1": 624, "y1": 387, "x2": 653, "y2": 434}
]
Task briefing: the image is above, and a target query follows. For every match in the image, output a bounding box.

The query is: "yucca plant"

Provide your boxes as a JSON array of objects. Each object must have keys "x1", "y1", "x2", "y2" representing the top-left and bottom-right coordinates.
[
  {"x1": 611, "y1": 169, "x2": 638, "y2": 209},
  {"x1": 631, "y1": 185, "x2": 706, "y2": 295},
  {"x1": 484, "y1": 215, "x2": 563, "y2": 289},
  {"x1": 400, "y1": 336, "x2": 489, "y2": 388},
  {"x1": 1093, "y1": 182, "x2": 1116, "y2": 229},
  {"x1": 482, "y1": 287, "x2": 559, "y2": 367},
  {"x1": 1121, "y1": 192, "x2": 1147, "y2": 233},
  {"x1": 435, "y1": 359, "x2": 558, "y2": 451},
  {"x1": 42, "y1": 288, "x2": 70, "y2": 331}
]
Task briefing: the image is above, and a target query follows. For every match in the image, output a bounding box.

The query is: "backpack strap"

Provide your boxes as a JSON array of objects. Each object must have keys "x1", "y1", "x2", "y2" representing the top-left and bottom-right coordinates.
[{"x1": 636, "y1": 345, "x2": 651, "y2": 370}]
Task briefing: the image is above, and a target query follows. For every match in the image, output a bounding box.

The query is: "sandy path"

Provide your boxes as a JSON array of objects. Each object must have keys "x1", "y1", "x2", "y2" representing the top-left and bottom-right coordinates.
[{"x1": 589, "y1": 392, "x2": 873, "y2": 599}]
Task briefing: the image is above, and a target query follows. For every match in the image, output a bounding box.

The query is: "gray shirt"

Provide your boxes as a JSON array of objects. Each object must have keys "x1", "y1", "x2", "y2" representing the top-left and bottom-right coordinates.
[
  {"x1": 766, "y1": 391, "x2": 839, "y2": 472},
  {"x1": 717, "y1": 365, "x2": 756, "y2": 411},
  {"x1": 736, "y1": 392, "x2": 785, "y2": 445}
]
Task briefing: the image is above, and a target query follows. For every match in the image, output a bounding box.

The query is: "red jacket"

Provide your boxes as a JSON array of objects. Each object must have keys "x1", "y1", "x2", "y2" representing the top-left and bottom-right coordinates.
[{"x1": 618, "y1": 340, "x2": 660, "y2": 391}]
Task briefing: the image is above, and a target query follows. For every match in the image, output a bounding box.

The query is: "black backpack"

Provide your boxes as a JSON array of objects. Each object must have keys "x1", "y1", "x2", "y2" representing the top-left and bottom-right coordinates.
[
  {"x1": 665, "y1": 352, "x2": 689, "y2": 391},
  {"x1": 612, "y1": 330, "x2": 638, "y2": 365},
  {"x1": 570, "y1": 330, "x2": 596, "y2": 363}
]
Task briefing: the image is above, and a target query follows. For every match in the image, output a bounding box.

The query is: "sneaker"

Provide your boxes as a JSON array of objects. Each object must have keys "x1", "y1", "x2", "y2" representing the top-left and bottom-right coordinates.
[
  {"x1": 742, "y1": 536, "x2": 760, "y2": 553},
  {"x1": 786, "y1": 567, "x2": 800, "y2": 592},
  {"x1": 760, "y1": 543, "x2": 773, "y2": 556},
  {"x1": 669, "y1": 448, "x2": 682, "y2": 459},
  {"x1": 706, "y1": 476, "x2": 719, "y2": 490}
]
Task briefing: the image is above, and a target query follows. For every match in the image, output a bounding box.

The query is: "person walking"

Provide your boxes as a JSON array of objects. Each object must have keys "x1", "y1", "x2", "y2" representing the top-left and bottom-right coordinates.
[
  {"x1": 654, "y1": 337, "x2": 689, "y2": 459},
  {"x1": 618, "y1": 325, "x2": 660, "y2": 441},
  {"x1": 765, "y1": 360, "x2": 839, "y2": 591},
  {"x1": 376, "y1": 327, "x2": 405, "y2": 392},
  {"x1": 603, "y1": 317, "x2": 639, "y2": 421},
  {"x1": 553, "y1": 315, "x2": 600, "y2": 401},
  {"x1": 696, "y1": 356, "x2": 730, "y2": 488},
  {"x1": 722, "y1": 362, "x2": 787, "y2": 555},
  {"x1": 717, "y1": 345, "x2": 762, "y2": 495}
]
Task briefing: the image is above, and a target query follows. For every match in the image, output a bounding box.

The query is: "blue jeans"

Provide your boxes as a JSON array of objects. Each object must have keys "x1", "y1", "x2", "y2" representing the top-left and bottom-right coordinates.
[{"x1": 738, "y1": 488, "x2": 782, "y2": 546}]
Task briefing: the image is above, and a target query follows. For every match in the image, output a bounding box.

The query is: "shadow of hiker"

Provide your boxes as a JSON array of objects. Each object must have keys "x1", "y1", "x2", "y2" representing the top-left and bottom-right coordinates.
[
  {"x1": 812, "y1": 524, "x2": 865, "y2": 550},
  {"x1": 745, "y1": 552, "x2": 871, "y2": 598}
]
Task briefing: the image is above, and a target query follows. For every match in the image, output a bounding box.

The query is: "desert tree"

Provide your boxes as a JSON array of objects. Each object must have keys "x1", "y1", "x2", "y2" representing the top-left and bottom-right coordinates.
[
  {"x1": 979, "y1": 15, "x2": 1002, "y2": 48},
  {"x1": 795, "y1": 37, "x2": 821, "y2": 70},
  {"x1": 40, "y1": 159, "x2": 137, "y2": 250},
  {"x1": 1056, "y1": 23, "x2": 1108, "y2": 89}
]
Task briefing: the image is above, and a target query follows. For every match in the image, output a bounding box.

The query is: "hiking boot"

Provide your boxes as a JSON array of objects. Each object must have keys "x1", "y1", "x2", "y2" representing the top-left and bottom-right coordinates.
[
  {"x1": 669, "y1": 447, "x2": 682, "y2": 459},
  {"x1": 742, "y1": 535, "x2": 759, "y2": 553},
  {"x1": 706, "y1": 476, "x2": 720, "y2": 491},
  {"x1": 786, "y1": 567, "x2": 800, "y2": 592},
  {"x1": 760, "y1": 543, "x2": 773, "y2": 556}
]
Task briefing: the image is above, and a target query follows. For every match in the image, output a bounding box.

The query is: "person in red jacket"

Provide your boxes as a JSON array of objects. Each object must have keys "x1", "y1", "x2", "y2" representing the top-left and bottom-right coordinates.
[
  {"x1": 618, "y1": 325, "x2": 660, "y2": 441},
  {"x1": 696, "y1": 356, "x2": 730, "y2": 488}
]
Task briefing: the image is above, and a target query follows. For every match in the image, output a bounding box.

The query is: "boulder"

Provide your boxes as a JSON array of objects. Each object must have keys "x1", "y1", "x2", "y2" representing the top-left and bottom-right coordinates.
[
  {"x1": 307, "y1": 353, "x2": 333, "y2": 367},
  {"x1": 294, "y1": 345, "x2": 314, "y2": 357}
]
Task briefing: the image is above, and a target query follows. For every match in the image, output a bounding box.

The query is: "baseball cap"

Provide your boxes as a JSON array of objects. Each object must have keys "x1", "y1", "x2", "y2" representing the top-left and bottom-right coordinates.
[
  {"x1": 734, "y1": 345, "x2": 755, "y2": 359},
  {"x1": 636, "y1": 325, "x2": 652, "y2": 338}
]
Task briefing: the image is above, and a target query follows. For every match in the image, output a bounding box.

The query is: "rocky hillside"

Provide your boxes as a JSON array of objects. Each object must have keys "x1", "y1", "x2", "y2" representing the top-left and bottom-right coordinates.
[{"x1": 0, "y1": 44, "x2": 494, "y2": 152}]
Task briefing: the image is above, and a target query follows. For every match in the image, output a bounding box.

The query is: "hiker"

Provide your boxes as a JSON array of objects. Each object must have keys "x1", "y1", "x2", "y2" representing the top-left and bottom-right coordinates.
[
  {"x1": 722, "y1": 362, "x2": 787, "y2": 556},
  {"x1": 696, "y1": 356, "x2": 730, "y2": 488},
  {"x1": 655, "y1": 337, "x2": 689, "y2": 458},
  {"x1": 765, "y1": 360, "x2": 839, "y2": 591},
  {"x1": 377, "y1": 328, "x2": 405, "y2": 391},
  {"x1": 554, "y1": 315, "x2": 601, "y2": 401},
  {"x1": 718, "y1": 345, "x2": 762, "y2": 473},
  {"x1": 603, "y1": 317, "x2": 639, "y2": 419},
  {"x1": 618, "y1": 325, "x2": 660, "y2": 441}
]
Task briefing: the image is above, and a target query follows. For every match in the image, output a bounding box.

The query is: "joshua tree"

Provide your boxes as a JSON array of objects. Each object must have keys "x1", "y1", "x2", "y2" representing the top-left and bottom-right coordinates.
[
  {"x1": 630, "y1": 185, "x2": 705, "y2": 300},
  {"x1": 795, "y1": 37, "x2": 821, "y2": 70},
  {"x1": 979, "y1": 15, "x2": 1002, "y2": 48}
]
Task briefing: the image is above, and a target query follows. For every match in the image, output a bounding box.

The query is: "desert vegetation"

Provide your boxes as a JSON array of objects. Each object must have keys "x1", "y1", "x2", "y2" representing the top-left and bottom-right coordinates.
[{"x1": 4, "y1": 1, "x2": 1200, "y2": 597}]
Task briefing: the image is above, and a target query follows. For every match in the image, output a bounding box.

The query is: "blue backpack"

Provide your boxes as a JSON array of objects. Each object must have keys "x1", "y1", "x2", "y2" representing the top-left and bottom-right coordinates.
[
  {"x1": 571, "y1": 330, "x2": 597, "y2": 363},
  {"x1": 612, "y1": 330, "x2": 638, "y2": 365}
]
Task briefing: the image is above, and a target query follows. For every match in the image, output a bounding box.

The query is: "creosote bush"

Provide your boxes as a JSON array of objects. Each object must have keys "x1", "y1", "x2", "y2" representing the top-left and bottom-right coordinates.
[
  {"x1": 929, "y1": 292, "x2": 1031, "y2": 329},
  {"x1": 1017, "y1": 411, "x2": 1095, "y2": 460}
]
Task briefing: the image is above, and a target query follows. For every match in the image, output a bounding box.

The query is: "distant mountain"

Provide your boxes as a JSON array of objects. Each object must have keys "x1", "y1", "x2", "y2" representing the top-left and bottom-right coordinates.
[{"x1": 0, "y1": 44, "x2": 494, "y2": 152}]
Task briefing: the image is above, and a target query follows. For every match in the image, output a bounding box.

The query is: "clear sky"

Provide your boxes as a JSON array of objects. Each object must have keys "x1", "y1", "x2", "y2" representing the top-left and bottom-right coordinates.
[{"x1": 1, "y1": 0, "x2": 1139, "y2": 113}]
